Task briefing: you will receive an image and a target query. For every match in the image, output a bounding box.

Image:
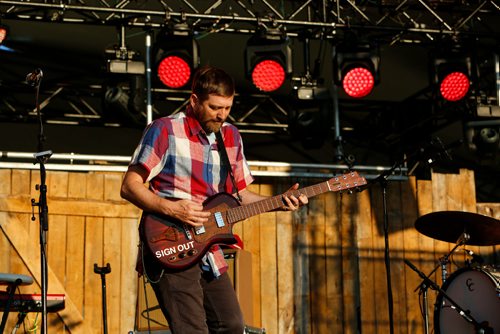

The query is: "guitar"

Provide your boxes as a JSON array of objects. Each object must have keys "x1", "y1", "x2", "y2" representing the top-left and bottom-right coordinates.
[{"x1": 140, "y1": 171, "x2": 366, "y2": 270}]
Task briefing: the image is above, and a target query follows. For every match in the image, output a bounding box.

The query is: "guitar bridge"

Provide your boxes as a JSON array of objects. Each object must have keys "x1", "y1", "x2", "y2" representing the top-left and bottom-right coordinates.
[{"x1": 194, "y1": 225, "x2": 206, "y2": 235}]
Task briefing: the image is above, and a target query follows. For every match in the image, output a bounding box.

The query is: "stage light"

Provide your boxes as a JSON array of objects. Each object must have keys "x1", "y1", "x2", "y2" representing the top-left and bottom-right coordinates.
[
  {"x1": 105, "y1": 48, "x2": 145, "y2": 75},
  {"x1": 432, "y1": 49, "x2": 471, "y2": 102},
  {"x1": 292, "y1": 77, "x2": 329, "y2": 100},
  {"x1": 334, "y1": 43, "x2": 380, "y2": 98},
  {"x1": 154, "y1": 23, "x2": 199, "y2": 89},
  {"x1": 288, "y1": 99, "x2": 331, "y2": 149},
  {"x1": 439, "y1": 72, "x2": 470, "y2": 101},
  {"x1": 245, "y1": 29, "x2": 292, "y2": 92},
  {"x1": 466, "y1": 123, "x2": 500, "y2": 158},
  {"x1": 0, "y1": 25, "x2": 8, "y2": 44},
  {"x1": 103, "y1": 75, "x2": 145, "y2": 126}
]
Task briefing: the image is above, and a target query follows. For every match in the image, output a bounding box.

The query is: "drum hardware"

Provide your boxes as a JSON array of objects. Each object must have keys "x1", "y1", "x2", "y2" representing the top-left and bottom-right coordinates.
[
  {"x1": 414, "y1": 211, "x2": 500, "y2": 334},
  {"x1": 414, "y1": 211, "x2": 500, "y2": 246},
  {"x1": 414, "y1": 232, "x2": 468, "y2": 293},
  {"x1": 411, "y1": 235, "x2": 468, "y2": 334},
  {"x1": 405, "y1": 260, "x2": 494, "y2": 334},
  {"x1": 463, "y1": 249, "x2": 485, "y2": 266}
]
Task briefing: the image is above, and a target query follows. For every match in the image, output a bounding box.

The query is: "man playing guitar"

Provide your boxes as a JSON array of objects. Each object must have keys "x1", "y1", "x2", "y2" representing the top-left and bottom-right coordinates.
[{"x1": 121, "y1": 66, "x2": 308, "y2": 334}]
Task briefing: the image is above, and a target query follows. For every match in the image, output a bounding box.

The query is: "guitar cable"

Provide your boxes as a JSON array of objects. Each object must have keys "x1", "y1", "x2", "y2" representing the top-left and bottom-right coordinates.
[{"x1": 140, "y1": 241, "x2": 165, "y2": 333}]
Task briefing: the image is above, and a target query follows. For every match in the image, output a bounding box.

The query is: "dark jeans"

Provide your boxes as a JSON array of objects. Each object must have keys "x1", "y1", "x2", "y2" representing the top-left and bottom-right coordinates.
[{"x1": 150, "y1": 263, "x2": 245, "y2": 334}]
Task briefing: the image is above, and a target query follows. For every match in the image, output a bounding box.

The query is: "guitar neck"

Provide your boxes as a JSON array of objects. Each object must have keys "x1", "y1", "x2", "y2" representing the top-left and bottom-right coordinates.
[{"x1": 227, "y1": 181, "x2": 330, "y2": 224}]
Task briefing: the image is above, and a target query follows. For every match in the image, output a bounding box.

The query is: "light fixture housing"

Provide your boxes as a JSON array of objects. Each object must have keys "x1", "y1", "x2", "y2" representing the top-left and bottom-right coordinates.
[
  {"x1": 245, "y1": 29, "x2": 292, "y2": 92},
  {"x1": 432, "y1": 48, "x2": 472, "y2": 102},
  {"x1": 333, "y1": 43, "x2": 380, "y2": 99},
  {"x1": 154, "y1": 23, "x2": 199, "y2": 89},
  {"x1": 466, "y1": 122, "x2": 500, "y2": 158},
  {"x1": 292, "y1": 76, "x2": 329, "y2": 100},
  {"x1": 0, "y1": 24, "x2": 8, "y2": 45},
  {"x1": 105, "y1": 47, "x2": 145, "y2": 75}
]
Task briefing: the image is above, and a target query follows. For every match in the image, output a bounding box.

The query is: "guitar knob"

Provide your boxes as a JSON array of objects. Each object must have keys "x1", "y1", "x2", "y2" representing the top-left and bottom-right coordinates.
[
  {"x1": 168, "y1": 256, "x2": 177, "y2": 262},
  {"x1": 178, "y1": 252, "x2": 186, "y2": 259},
  {"x1": 187, "y1": 249, "x2": 198, "y2": 256}
]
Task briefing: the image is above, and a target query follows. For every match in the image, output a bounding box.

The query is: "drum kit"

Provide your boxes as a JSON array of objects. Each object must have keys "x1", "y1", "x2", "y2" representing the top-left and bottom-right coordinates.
[{"x1": 411, "y1": 211, "x2": 500, "y2": 334}]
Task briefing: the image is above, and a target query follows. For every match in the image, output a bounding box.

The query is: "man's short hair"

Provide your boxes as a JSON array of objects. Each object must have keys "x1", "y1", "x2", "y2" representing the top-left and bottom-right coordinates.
[{"x1": 191, "y1": 66, "x2": 235, "y2": 101}]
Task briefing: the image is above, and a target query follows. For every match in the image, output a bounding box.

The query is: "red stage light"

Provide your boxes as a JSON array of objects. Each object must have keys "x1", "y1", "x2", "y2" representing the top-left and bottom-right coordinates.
[
  {"x1": 0, "y1": 26, "x2": 7, "y2": 44},
  {"x1": 157, "y1": 55, "x2": 192, "y2": 89},
  {"x1": 342, "y1": 67, "x2": 375, "y2": 98},
  {"x1": 439, "y1": 71, "x2": 470, "y2": 102},
  {"x1": 251, "y1": 59, "x2": 286, "y2": 92}
]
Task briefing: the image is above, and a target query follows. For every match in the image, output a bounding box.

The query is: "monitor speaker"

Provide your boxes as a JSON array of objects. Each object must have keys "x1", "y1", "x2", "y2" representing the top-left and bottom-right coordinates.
[{"x1": 135, "y1": 248, "x2": 253, "y2": 331}]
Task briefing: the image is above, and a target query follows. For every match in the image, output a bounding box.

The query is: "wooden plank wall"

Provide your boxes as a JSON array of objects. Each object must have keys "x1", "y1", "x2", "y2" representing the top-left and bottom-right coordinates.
[
  {"x1": 0, "y1": 169, "x2": 140, "y2": 333},
  {"x1": 0, "y1": 168, "x2": 499, "y2": 334}
]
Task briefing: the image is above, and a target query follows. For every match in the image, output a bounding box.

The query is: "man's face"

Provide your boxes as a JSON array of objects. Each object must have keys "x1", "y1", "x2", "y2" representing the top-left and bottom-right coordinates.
[{"x1": 190, "y1": 93, "x2": 234, "y2": 134}]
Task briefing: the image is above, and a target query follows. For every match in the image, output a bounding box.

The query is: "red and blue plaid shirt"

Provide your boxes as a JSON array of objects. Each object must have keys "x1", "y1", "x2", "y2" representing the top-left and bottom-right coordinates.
[{"x1": 130, "y1": 106, "x2": 254, "y2": 276}]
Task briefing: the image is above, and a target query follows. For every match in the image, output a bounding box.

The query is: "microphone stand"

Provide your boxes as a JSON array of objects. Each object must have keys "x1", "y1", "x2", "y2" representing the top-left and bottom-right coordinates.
[
  {"x1": 28, "y1": 69, "x2": 52, "y2": 334},
  {"x1": 367, "y1": 160, "x2": 402, "y2": 334},
  {"x1": 361, "y1": 136, "x2": 453, "y2": 334}
]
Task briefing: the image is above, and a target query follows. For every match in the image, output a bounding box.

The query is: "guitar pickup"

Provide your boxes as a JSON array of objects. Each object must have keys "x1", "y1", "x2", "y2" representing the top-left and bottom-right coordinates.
[
  {"x1": 183, "y1": 225, "x2": 193, "y2": 240},
  {"x1": 214, "y1": 212, "x2": 225, "y2": 228},
  {"x1": 195, "y1": 225, "x2": 206, "y2": 235}
]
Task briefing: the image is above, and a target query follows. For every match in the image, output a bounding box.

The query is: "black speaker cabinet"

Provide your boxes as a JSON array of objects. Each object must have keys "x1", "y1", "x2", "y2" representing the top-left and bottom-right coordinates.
[{"x1": 136, "y1": 248, "x2": 253, "y2": 331}]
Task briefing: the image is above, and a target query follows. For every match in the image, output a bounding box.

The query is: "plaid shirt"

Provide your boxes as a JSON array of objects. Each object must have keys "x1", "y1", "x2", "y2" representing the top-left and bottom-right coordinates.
[{"x1": 131, "y1": 106, "x2": 254, "y2": 276}]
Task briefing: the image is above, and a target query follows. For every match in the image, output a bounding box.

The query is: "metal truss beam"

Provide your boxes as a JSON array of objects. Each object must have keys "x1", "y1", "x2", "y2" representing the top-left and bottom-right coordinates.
[{"x1": 1, "y1": 0, "x2": 499, "y2": 43}]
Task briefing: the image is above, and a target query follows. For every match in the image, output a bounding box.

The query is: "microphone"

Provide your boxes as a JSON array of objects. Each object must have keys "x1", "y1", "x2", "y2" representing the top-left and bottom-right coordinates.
[
  {"x1": 456, "y1": 232, "x2": 470, "y2": 245},
  {"x1": 464, "y1": 249, "x2": 484, "y2": 264},
  {"x1": 26, "y1": 68, "x2": 43, "y2": 87}
]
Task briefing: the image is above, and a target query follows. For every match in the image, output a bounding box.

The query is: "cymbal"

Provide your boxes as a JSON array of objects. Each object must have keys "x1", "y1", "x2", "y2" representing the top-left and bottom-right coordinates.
[{"x1": 415, "y1": 211, "x2": 500, "y2": 246}]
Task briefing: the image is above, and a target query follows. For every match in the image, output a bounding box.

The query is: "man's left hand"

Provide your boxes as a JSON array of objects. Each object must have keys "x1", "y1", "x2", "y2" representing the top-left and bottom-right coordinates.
[{"x1": 282, "y1": 183, "x2": 308, "y2": 211}]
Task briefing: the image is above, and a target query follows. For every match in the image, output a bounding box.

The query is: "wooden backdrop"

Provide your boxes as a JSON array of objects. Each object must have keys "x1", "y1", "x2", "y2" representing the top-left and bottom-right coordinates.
[{"x1": 0, "y1": 167, "x2": 498, "y2": 333}]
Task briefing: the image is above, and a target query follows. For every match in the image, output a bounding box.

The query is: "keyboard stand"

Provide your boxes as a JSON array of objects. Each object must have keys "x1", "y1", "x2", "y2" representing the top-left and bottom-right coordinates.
[{"x1": 0, "y1": 274, "x2": 33, "y2": 334}]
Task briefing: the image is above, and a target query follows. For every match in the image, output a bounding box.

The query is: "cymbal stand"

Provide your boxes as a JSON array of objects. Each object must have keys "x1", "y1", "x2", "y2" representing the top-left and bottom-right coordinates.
[
  {"x1": 415, "y1": 232, "x2": 469, "y2": 291},
  {"x1": 405, "y1": 259, "x2": 493, "y2": 334}
]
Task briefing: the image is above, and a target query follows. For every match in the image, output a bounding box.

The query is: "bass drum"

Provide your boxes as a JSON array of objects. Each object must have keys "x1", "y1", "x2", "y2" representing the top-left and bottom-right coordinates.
[{"x1": 434, "y1": 266, "x2": 500, "y2": 334}]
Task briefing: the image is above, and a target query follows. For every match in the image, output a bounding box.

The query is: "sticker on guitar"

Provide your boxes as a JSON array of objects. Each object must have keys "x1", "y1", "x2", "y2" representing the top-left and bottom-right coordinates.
[{"x1": 156, "y1": 241, "x2": 195, "y2": 258}]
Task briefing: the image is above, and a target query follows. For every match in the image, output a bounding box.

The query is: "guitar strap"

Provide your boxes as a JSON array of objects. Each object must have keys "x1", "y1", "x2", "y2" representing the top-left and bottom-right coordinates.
[{"x1": 215, "y1": 130, "x2": 242, "y2": 203}]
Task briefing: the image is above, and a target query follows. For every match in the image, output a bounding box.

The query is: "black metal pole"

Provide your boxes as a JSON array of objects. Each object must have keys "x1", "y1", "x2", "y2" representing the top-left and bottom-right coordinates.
[
  {"x1": 27, "y1": 68, "x2": 51, "y2": 334},
  {"x1": 0, "y1": 279, "x2": 22, "y2": 333},
  {"x1": 94, "y1": 263, "x2": 111, "y2": 334},
  {"x1": 381, "y1": 179, "x2": 394, "y2": 334}
]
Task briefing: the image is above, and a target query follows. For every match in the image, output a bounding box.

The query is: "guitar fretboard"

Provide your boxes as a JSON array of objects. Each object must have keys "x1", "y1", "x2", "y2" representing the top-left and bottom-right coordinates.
[{"x1": 224, "y1": 172, "x2": 364, "y2": 224}]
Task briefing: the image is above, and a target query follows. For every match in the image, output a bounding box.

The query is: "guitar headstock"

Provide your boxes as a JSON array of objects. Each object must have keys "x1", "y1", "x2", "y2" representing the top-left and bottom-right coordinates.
[{"x1": 327, "y1": 171, "x2": 367, "y2": 193}]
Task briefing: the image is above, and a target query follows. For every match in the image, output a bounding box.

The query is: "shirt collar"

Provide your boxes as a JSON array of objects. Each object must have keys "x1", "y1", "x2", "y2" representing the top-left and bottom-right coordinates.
[{"x1": 185, "y1": 105, "x2": 205, "y2": 138}]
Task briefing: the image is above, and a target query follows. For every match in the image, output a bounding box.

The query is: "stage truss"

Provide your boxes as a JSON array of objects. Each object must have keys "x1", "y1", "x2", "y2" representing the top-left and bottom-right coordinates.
[{"x1": 0, "y1": 0, "x2": 499, "y2": 193}]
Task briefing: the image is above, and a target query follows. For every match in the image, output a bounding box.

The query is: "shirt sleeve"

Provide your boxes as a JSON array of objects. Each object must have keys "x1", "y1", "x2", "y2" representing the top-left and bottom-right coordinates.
[{"x1": 129, "y1": 120, "x2": 170, "y2": 181}]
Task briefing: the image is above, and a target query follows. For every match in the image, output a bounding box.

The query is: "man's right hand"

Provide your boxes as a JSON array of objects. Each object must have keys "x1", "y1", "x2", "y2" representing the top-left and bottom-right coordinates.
[{"x1": 165, "y1": 199, "x2": 210, "y2": 227}]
